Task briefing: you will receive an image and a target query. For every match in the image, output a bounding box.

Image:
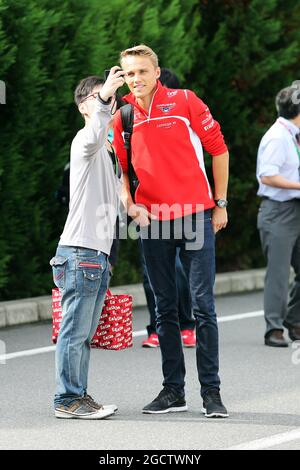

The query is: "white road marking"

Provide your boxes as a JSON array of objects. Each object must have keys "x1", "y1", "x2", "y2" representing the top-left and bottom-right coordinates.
[
  {"x1": 227, "y1": 428, "x2": 300, "y2": 450},
  {"x1": 1, "y1": 346, "x2": 56, "y2": 361},
  {"x1": 4, "y1": 308, "x2": 297, "y2": 450},
  {"x1": 0, "y1": 329, "x2": 148, "y2": 362},
  {"x1": 0, "y1": 310, "x2": 264, "y2": 362},
  {"x1": 218, "y1": 310, "x2": 263, "y2": 323},
  {"x1": 132, "y1": 329, "x2": 147, "y2": 337}
]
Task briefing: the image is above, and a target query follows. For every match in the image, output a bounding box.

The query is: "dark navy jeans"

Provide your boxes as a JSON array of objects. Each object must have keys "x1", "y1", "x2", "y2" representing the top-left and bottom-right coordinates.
[
  {"x1": 139, "y1": 240, "x2": 194, "y2": 335},
  {"x1": 140, "y1": 210, "x2": 220, "y2": 398}
]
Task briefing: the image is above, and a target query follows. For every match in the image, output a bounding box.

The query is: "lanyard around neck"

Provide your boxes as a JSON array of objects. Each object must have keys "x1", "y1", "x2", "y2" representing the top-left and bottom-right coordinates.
[{"x1": 277, "y1": 119, "x2": 300, "y2": 160}]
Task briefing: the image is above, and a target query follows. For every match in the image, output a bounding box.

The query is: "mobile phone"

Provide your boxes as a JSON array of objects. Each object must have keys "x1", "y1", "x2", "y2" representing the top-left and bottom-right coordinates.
[{"x1": 104, "y1": 69, "x2": 110, "y2": 81}]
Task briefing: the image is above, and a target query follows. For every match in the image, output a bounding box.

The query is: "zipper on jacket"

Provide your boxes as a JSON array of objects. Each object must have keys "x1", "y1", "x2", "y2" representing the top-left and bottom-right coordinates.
[{"x1": 147, "y1": 87, "x2": 158, "y2": 123}]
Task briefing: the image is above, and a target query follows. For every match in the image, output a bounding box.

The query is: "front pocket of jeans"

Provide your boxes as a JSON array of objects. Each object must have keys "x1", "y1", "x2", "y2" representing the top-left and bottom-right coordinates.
[{"x1": 50, "y1": 256, "x2": 68, "y2": 289}]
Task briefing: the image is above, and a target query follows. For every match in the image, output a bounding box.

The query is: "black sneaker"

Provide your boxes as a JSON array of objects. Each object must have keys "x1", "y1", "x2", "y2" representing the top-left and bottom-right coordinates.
[
  {"x1": 55, "y1": 398, "x2": 115, "y2": 420},
  {"x1": 201, "y1": 389, "x2": 229, "y2": 418},
  {"x1": 142, "y1": 387, "x2": 188, "y2": 414}
]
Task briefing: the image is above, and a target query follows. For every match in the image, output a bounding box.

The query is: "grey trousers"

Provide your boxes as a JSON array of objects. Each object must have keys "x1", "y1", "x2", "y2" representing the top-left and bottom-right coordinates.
[{"x1": 257, "y1": 198, "x2": 300, "y2": 336}]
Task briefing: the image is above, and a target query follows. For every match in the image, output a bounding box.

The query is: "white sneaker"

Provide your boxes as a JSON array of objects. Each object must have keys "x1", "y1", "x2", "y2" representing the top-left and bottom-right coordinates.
[
  {"x1": 83, "y1": 394, "x2": 118, "y2": 413},
  {"x1": 55, "y1": 398, "x2": 115, "y2": 420}
]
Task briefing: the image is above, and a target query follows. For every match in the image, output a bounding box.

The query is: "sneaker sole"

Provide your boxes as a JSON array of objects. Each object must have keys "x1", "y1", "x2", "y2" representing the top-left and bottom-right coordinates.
[
  {"x1": 201, "y1": 407, "x2": 229, "y2": 418},
  {"x1": 142, "y1": 344, "x2": 160, "y2": 348},
  {"x1": 264, "y1": 341, "x2": 289, "y2": 348},
  {"x1": 55, "y1": 408, "x2": 115, "y2": 420},
  {"x1": 182, "y1": 344, "x2": 196, "y2": 348},
  {"x1": 142, "y1": 405, "x2": 188, "y2": 414},
  {"x1": 103, "y1": 405, "x2": 118, "y2": 412}
]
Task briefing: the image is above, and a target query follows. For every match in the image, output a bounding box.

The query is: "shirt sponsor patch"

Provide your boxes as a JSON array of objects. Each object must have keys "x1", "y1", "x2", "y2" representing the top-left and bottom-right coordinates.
[
  {"x1": 156, "y1": 103, "x2": 176, "y2": 113},
  {"x1": 156, "y1": 121, "x2": 176, "y2": 129}
]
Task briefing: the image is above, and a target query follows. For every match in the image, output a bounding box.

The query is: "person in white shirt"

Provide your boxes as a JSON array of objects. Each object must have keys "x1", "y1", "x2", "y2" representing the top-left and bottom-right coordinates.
[
  {"x1": 50, "y1": 67, "x2": 125, "y2": 419},
  {"x1": 257, "y1": 84, "x2": 300, "y2": 347}
]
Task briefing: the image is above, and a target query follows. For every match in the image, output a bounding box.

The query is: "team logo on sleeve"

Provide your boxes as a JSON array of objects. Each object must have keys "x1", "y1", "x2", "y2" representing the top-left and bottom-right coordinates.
[
  {"x1": 167, "y1": 91, "x2": 178, "y2": 97},
  {"x1": 204, "y1": 121, "x2": 214, "y2": 130},
  {"x1": 156, "y1": 103, "x2": 176, "y2": 113},
  {"x1": 201, "y1": 113, "x2": 212, "y2": 125},
  {"x1": 200, "y1": 109, "x2": 215, "y2": 130}
]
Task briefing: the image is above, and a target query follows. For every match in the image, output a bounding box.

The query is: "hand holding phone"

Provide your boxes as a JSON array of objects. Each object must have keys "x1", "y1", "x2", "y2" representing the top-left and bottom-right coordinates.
[
  {"x1": 100, "y1": 67, "x2": 125, "y2": 102},
  {"x1": 104, "y1": 69, "x2": 111, "y2": 81}
]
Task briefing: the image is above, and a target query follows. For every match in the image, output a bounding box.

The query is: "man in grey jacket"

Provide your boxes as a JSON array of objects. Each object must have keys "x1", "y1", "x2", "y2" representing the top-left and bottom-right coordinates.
[
  {"x1": 50, "y1": 67, "x2": 125, "y2": 419},
  {"x1": 257, "y1": 84, "x2": 300, "y2": 347}
]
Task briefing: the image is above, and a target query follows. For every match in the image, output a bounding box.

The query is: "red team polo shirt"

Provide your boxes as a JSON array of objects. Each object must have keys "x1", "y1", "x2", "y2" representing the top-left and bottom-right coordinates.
[{"x1": 113, "y1": 80, "x2": 228, "y2": 220}]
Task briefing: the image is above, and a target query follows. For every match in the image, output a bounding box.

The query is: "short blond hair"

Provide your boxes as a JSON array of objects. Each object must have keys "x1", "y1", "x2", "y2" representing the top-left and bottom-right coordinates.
[{"x1": 120, "y1": 44, "x2": 159, "y2": 68}]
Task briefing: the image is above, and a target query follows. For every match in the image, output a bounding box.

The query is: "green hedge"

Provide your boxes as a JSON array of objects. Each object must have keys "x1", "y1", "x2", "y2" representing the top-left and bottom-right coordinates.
[{"x1": 0, "y1": 0, "x2": 299, "y2": 299}]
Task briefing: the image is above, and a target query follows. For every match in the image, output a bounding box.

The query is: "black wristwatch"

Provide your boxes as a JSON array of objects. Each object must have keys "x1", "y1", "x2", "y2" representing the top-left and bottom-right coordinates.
[
  {"x1": 98, "y1": 93, "x2": 112, "y2": 105},
  {"x1": 214, "y1": 199, "x2": 228, "y2": 208}
]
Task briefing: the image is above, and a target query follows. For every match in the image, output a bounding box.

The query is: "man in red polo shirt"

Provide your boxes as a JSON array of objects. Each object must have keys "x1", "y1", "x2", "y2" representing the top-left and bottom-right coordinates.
[{"x1": 114, "y1": 45, "x2": 229, "y2": 418}]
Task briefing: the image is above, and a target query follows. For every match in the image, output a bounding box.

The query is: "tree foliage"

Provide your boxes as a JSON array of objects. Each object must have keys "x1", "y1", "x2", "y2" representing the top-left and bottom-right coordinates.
[{"x1": 0, "y1": 0, "x2": 299, "y2": 299}]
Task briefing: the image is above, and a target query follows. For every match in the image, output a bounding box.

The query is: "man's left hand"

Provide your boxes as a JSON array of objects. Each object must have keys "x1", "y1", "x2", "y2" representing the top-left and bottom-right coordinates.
[{"x1": 212, "y1": 207, "x2": 228, "y2": 234}]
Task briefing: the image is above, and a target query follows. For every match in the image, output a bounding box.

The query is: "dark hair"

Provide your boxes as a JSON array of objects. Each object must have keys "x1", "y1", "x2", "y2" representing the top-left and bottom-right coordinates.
[
  {"x1": 74, "y1": 76, "x2": 104, "y2": 106},
  {"x1": 160, "y1": 68, "x2": 180, "y2": 89},
  {"x1": 275, "y1": 85, "x2": 300, "y2": 119}
]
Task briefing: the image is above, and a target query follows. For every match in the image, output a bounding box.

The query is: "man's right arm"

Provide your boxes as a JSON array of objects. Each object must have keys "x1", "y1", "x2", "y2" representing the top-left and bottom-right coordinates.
[
  {"x1": 82, "y1": 100, "x2": 111, "y2": 156},
  {"x1": 113, "y1": 110, "x2": 132, "y2": 211},
  {"x1": 82, "y1": 67, "x2": 125, "y2": 156},
  {"x1": 121, "y1": 173, "x2": 152, "y2": 225},
  {"x1": 258, "y1": 138, "x2": 300, "y2": 190},
  {"x1": 261, "y1": 175, "x2": 300, "y2": 190},
  {"x1": 121, "y1": 172, "x2": 134, "y2": 213}
]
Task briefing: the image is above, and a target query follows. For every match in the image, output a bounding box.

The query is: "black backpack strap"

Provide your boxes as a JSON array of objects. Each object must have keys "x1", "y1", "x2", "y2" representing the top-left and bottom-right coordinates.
[
  {"x1": 120, "y1": 104, "x2": 134, "y2": 151},
  {"x1": 120, "y1": 104, "x2": 139, "y2": 201}
]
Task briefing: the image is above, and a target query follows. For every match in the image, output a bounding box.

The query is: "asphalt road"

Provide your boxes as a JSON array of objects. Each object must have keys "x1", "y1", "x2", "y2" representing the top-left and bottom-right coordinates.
[{"x1": 0, "y1": 291, "x2": 300, "y2": 451}]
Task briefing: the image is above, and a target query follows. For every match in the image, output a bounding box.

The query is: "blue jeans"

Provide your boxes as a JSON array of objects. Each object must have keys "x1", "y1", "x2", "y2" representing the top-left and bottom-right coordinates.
[
  {"x1": 140, "y1": 210, "x2": 220, "y2": 398},
  {"x1": 50, "y1": 245, "x2": 110, "y2": 408},
  {"x1": 139, "y1": 240, "x2": 194, "y2": 335}
]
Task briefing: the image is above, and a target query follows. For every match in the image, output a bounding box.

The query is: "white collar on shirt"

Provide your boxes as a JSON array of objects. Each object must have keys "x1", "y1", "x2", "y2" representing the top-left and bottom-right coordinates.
[{"x1": 277, "y1": 117, "x2": 300, "y2": 138}]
